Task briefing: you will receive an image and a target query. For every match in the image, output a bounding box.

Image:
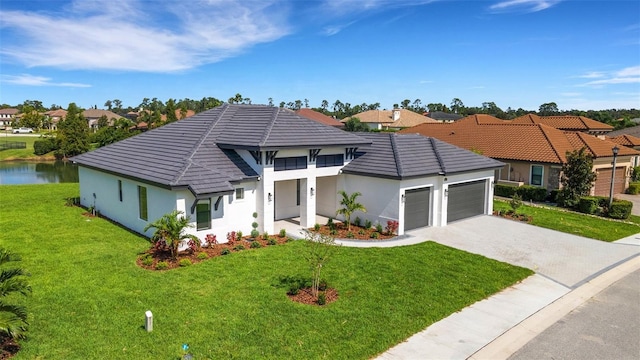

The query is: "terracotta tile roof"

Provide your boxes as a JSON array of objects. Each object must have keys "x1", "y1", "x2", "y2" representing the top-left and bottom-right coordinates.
[
  {"x1": 608, "y1": 134, "x2": 640, "y2": 147},
  {"x1": 401, "y1": 120, "x2": 637, "y2": 164},
  {"x1": 160, "y1": 109, "x2": 195, "y2": 121},
  {"x1": 0, "y1": 108, "x2": 19, "y2": 115},
  {"x1": 512, "y1": 114, "x2": 613, "y2": 132},
  {"x1": 45, "y1": 109, "x2": 67, "y2": 117},
  {"x1": 344, "y1": 109, "x2": 438, "y2": 128},
  {"x1": 565, "y1": 132, "x2": 639, "y2": 158},
  {"x1": 456, "y1": 114, "x2": 511, "y2": 125},
  {"x1": 82, "y1": 109, "x2": 123, "y2": 119},
  {"x1": 296, "y1": 108, "x2": 344, "y2": 128}
]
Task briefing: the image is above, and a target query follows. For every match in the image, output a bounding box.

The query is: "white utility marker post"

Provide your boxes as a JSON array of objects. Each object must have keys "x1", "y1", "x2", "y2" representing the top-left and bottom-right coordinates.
[{"x1": 145, "y1": 310, "x2": 153, "y2": 332}]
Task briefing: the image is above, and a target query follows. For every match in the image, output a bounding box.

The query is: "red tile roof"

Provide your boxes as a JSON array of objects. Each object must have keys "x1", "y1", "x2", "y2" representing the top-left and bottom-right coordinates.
[
  {"x1": 511, "y1": 114, "x2": 613, "y2": 132},
  {"x1": 608, "y1": 134, "x2": 640, "y2": 147},
  {"x1": 296, "y1": 108, "x2": 344, "y2": 128}
]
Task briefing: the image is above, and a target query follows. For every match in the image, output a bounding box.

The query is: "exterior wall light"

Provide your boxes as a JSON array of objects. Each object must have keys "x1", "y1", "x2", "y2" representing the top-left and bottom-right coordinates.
[
  {"x1": 310, "y1": 187, "x2": 315, "y2": 196},
  {"x1": 268, "y1": 192, "x2": 273, "y2": 202}
]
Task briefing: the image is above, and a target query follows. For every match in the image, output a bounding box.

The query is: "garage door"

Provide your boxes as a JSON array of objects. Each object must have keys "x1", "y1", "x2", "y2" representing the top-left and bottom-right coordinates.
[
  {"x1": 447, "y1": 180, "x2": 486, "y2": 223},
  {"x1": 594, "y1": 167, "x2": 625, "y2": 196},
  {"x1": 405, "y1": 187, "x2": 430, "y2": 230}
]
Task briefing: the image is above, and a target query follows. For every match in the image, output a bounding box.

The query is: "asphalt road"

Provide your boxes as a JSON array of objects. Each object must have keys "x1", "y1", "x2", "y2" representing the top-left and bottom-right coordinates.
[{"x1": 509, "y1": 268, "x2": 640, "y2": 360}]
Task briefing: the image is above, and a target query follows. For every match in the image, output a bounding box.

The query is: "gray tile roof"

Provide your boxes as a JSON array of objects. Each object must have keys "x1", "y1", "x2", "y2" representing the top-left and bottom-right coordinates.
[
  {"x1": 72, "y1": 104, "x2": 369, "y2": 196},
  {"x1": 342, "y1": 133, "x2": 504, "y2": 179},
  {"x1": 608, "y1": 125, "x2": 640, "y2": 138}
]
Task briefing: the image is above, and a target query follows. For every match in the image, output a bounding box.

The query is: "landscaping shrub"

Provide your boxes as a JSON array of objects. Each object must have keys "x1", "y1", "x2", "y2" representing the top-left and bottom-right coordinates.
[
  {"x1": 267, "y1": 238, "x2": 277, "y2": 245},
  {"x1": 358, "y1": 229, "x2": 365, "y2": 235},
  {"x1": 279, "y1": 229, "x2": 286, "y2": 237},
  {"x1": 628, "y1": 182, "x2": 640, "y2": 195},
  {"x1": 226, "y1": 231, "x2": 236, "y2": 245},
  {"x1": 346, "y1": 231, "x2": 355, "y2": 239},
  {"x1": 515, "y1": 185, "x2": 547, "y2": 202},
  {"x1": 370, "y1": 232, "x2": 380, "y2": 239},
  {"x1": 262, "y1": 232, "x2": 269, "y2": 240},
  {"x1": 250, "y1": 241, "x2": 262, "y2": 249},
  {"x1": 155, "y1": 261, "x2": 168, "y2": 270},
  {"x1": 179, "y1": 259, "x2": 192, "y2": 267},
  {"x1": 354, "y1": 217, "x2": 361, "y2": 227},
  {"x1": 547, "y1": 189, "x2": 560, "y2": 203},
  {"x1": 317, "y1": 292, "x2": 327, "y2": 305},
  {"x1": 314, "y1": 223, "x2": 321, "y2": 231},
  {"x1": 233, "y1": 244, "x2": 246, "y2": 251},
  {"x1": 364, "y1": 219, "x2": 372, "y2": 229},
  {"x1": 236, "y1": 231, "x2": 243, "y2": 241},
  {"x1": 250, "y1": 229, "x2": 260, "y2": 239},
  {"x1": 220, "y1": 248, "x2": 231, "y2": 255},
  {"x1": 141, "y1": 256, "x2": 153, "y2": 266},
  {"x1": 494, "y1": 184, "x2": 517, "y2": 198},
  {"x1": 375, "y1": 222, "x2": 383, "y2": 233},
  {"x1": 509, "y1": 194, "x2": 523, "y2": 214},
  {"x1": 197, "y1": 252, "x2": 208, "y2": 260},
  {"x1": 578, "y1": 196, "x2": 599, "y2": 215},
  {"x1": 33, "y1": 137, "x2": 59, "y2": 155},
  {"x1": 632, "y1": 166, "x2": 640, "y2": 182},
  {"x1": 608, "y1": 200, "x2": 632, "y2": 220},
  {"x1": 385, "y1": 220, "x2": 399, "y2": 235}
]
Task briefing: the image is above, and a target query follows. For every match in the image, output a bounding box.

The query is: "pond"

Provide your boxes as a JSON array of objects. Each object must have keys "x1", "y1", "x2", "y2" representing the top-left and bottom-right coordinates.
[{"x1": 0, "y1": 161, "x2": 79, "y2": 184}]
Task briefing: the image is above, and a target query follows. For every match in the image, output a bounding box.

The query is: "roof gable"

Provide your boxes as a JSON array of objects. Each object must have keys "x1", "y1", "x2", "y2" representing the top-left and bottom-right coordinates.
[
  {"x1": 345, "y1": 109, "x2": 438, "y2": 128},
  {"x1": 512, "y1": 114, "x2": 613, "y2": 132},
  {"x1": 296, "y1": 108, "x2": 344, "y2": 128}
]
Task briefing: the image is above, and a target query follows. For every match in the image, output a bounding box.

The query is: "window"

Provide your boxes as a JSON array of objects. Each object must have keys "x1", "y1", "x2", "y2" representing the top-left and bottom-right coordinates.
[
  {"x1": 138, "y1": 186, "x2": 148, "y2": 220},
  {"x1": 316, "y1": 154, "x2": 344, "y2": 168},
  {"x1": 235, "y1": 188, "x2": 244, "y2": 200},
  {"x1": 296, "y1": 179, "x2": 300, "y2": 206},
  {"x1": 274, "y1": 156, "x2": 307, "y2": 171},
  {"x1": 118, "y1": 180, "x2": 123, "y2": 202},
  {"x1": 196, "y1": 199, "x2": 211, "y2": 230},
  {"x1": 531, "y1": 165, "x2": 543, "y2": 186}
]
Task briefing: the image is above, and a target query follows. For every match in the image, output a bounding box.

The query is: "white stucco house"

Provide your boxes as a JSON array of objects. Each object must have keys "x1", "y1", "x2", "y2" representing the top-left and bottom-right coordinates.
[{"x1": 71, "y1": 104, "x2": 503, "y2": 243}]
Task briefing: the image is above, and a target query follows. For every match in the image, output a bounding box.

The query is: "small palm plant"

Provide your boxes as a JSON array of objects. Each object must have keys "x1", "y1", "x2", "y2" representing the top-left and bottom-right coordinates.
[
  {"x1": 0, "y1": 248, "x2": 31, "y2": 341},
  {"x1": 336, "y1": 190, "x2": 367, "y2": 232},
  {"x1": 144, "y1": 210, "x2": 199, "y2": 260}
]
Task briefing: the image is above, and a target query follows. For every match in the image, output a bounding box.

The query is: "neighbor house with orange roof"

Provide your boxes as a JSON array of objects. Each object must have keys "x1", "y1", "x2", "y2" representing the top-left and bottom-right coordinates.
[
  {"x1": 343, "y1": 109, "x2": 438, "y2": 130},
  {"x1": 296, "y1": 108, "x2": 344, "y2": 128},
  {"x1": 401, "y1": 114, "x2": 638, "y2": 195},
  {"x1": 511, "y1": 114, "x2": 614, "y2": 135}
]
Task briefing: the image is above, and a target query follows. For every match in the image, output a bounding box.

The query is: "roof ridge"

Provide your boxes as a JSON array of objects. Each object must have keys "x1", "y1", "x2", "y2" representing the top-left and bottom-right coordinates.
[
  {"x1": 429, "y1": 137, "x2": 446, "y2": 175},
  {"x1": 538, "y1": 124, "x2": 566, "y2": 163},
  {"x1": 571, "y1": 131, "x2": 598, "y2": 157},
  {"x1": 259, "y1": 106, "x2": 280, "y2": 146},
  {"x1": 173, "y1": 104, "x2": 229, "y2": 184},
  {"x1": 389, "y1": 133, "x2": 404, "y2": 177}
]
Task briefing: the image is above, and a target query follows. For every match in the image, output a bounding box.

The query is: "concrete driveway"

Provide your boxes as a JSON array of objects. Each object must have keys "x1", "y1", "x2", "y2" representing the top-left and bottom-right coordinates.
[{"x1": 408, "y1": 215, "x2": 640, "y2": 288}]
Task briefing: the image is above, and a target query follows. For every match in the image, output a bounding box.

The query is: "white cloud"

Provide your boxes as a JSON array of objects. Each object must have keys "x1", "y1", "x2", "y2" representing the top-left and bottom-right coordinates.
[
  {"x1": 322, "y1": 0, "x2": 437, "y2": 16},
  {"x1": 489, "y1": 0, "x2": 562, "y2": 13},
  {"x1": 323, "y1": 21, "x2": 357, "y2": 36},
  {"x1": 580, "y1": 66, "x2": 640, "y2": 86},
  {"x1": 576, "y1": 71, "x2": 605, "y2": 79},
  {"x1": 1, "y1": 74, "x2": 91, "y2": 87},
  {"x1": 0, "y1": 0, "x2": 290, "y2": 72}
]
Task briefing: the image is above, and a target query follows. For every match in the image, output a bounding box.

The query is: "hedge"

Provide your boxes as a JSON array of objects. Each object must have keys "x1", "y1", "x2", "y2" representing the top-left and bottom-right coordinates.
[
  {"x1": 515, "y1": 185, "x2": 547, "y2": 202},
  {"x1": 628, "y1": 182, "x2": 640, "y2": 195},
  {"x1": 578, "y1": 196, "x2": 600, "y2": 215},
  {"x1": 494, "y1": 184, "x2": 517, "y2": 198},
  {"x1": 608, "y1": 200, "x2": 633, "y2": 220},
  {"x1": 33, "y1": 137, "x2": 59, "y2": 155}
]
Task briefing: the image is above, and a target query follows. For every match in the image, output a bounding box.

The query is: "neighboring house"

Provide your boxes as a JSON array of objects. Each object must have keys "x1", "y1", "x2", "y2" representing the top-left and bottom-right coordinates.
[
  {"x1": 161, "y1": 109, "x2": 196, "y2": 122},
  {"x1": 401, "y1": 114, "x2": 639, "y2": 195},
  {"x1": 608, "y1": 133, "x2": 640, "y2": 167},
  {"x1": 511, "y1": 114, "x2": 614, "y2": 135},
  {"x1": 0, "y1": 108, "x2": 19, "y2": 128},
  {"x1": 425, "y1": 111, "x2": 463, "y2": 123},
  {"x1": 296, "y1": 108, "x2": 344, "y2": 128},
  {"x1": 343, "y1": 109, "x2": 438, "y2": 130},
  {"x1": 83, "y1": 109, "x2": 124, "y2": 131},
  {"x1": 44, "y1": 109, "x2": 68, "y2": 130},
  {"x1": 71, "y1": 104, "x2": 502, "y2": 244},
  {"x1": 608, "y1": 125, "x2": 640, "y2": 138}
]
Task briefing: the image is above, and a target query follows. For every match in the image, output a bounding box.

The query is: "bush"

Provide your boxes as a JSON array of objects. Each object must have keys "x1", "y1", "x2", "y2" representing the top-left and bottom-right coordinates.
[
  {"x1": 226, "y1": 231, "x2": 236, "y2": 245},
  {"x1": 385, "y1": 220, "x2": 399, "y2": 235},
  {"x1": 236, "y1": 231, "x2": 243, "y2": 241},
  {"x1": 515, "y1": 186, "x2": 547, "y2": 202},
  {"x1": 314, "y1": 223, "x2": 321, "y2": 231},
  {"x1": 263, "y1": 232, "x2": 269, "y2": 240},
  {"x1": 179, "y1": 259, "x2": 192, "y2": 267},
  {"x1": 358, "y1": 229, "x2": 365, "y2": 235},
  {"x1": 608, "y1": 200, "x2": 632, "y2": 219},
  {"x1": 267, "y1": 238, "x2": 277, "y2": 245},
  {"x1": 364, "y1": 219, "x2": 372, "y2": 229},
  {"x1": 250, "y1": 241, "x2": 262, "y2": 249},
  {"x1": 628, "y1": 182, "x2": 640, "y2": 195},
  {"x1": 375, "y1": 223, "x2": 383, "y2": 233},
  {"x1": 220, "y1": 248, "x2": 231, "y2": 255},
  {"x1": 509, "y1": 194, "x2": 523, "y2": 214},
  {"x1": 155, "y1": 261, "x2": 168, "y2": 270},
  {"x1": 547, "y1": 189, "x2": 560, "y2": 202},
  {"x1": 233, "y1": 244, "x2": 246, "y2": 251},
  {"x1": 329, "y1": 229, "x2": 338, "y2": 236},
  {"x1": 250, "y1": 229, "x2": 260, "y2": 239},
  {"x1": 141, "y1": 256, "x2": 154, "y2": 266},
  {"x1": 327, "y1": 218, "x2": 336, "y2": 231},
  {"x1": 346, "y1": 231, "x2": 355, "y2": 239},
  {"x1": 317, "y1": 292, "x2": 326, "y2": 305},
  {"x1": 578, "y1": 196, "x2": 599, "y2": 215},
  {"x1": 33, "y1": 137, "x2": 59, "y2": 155},
  {"x1": 370, "y1": 232, "x2": 380, "y2": 239},
  {"x1": 632, "y1": 166, "x2": 640, "y2": 182},
  {"x1": 197, "y1": 252, "x2": 208, "y2": 260},
  {"x1": 354, "y1": 217, "x2": 361, "y2": 227},
  {"x1": 279, "y1": 229, "x2": 286, "y2": 237},
  {"x1": 494, "y1": 184, "x2": 517, "y2": 198}
]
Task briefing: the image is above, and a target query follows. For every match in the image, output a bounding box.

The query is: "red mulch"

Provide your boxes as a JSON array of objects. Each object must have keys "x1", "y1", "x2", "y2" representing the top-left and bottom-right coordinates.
[
  {"x1": 313, "y1": 223, "x2": 395, "y2": 241},
  {"x1": 0, "y1": 335, "x2": 20, "y2": 360},
  {"x1": 287, "y1": 287, "x2": 339, "y2": 306},
  {"x1": 493, "y1": 211, "x2": 532, "y2": 223}
]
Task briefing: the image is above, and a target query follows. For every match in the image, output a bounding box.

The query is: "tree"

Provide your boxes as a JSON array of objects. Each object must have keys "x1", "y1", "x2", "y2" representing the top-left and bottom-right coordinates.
[
  {"x1": 55, "y1": 103, "x2": 89, "y2": 159},
  {"x1": 143, "y1": 210, "x2": 199, "y2": 260},
  {"x1": 336, "y1": 190, "x2": 367, "y2": 231},
  {"x1": 17, "y1": 105, "x2": 44, "y2": 129},
  {"x1": 0, "y1": 248, "x2": 31, "y2": 340},
  {"x1": 538, "y1": 102, "x2": 559, "y2": 116},
  {"x1": 558, "y1": 147, "x2": 597, "y2": 208},
  {"x1": 321, "y1": 100, "x2": 329, "y2": 112},
  {"x1": 97, "y1": 115, "x2": 109, "y2": 128},
  {"x1": 450, "y1": 98, "x2": 464, "y2": 114},
  {"x1": 343, "y1": 117, "x2": 368, "y2": 132},
  {"x1": 104, "y1": 100, "x2": 112, "y2": 110},
  {"x1": 268, "y1": 97, "x2": 274, "y2": 107},
  {"x1": 228, "y1": 93, "x2": 243, "y2": 104},
  {"x1": 165, "y1": 98, "x2": 177, "y2": 123},
  {"x1": 301, "y1": 229, "x2": 338, "y2": 298}
]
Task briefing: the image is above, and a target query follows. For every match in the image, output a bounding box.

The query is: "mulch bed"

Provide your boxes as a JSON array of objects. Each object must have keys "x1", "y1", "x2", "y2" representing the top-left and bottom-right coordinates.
[
  {"x1": 0, "y1": 335, "x2": 20, "y2": 360},
  {"x1": 493, "y1": 210, "x2": 532, "y2": 223},
  {"x1": 313, "y1": 223, "x2": 396, "y2": 241},
  {"x1": 287, "y1": 287, "x2": 339, "y2": 306}
]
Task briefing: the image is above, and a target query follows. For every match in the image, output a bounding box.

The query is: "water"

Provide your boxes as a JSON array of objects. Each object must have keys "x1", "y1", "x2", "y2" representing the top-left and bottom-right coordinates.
[{"x1": 0, "y1": 161, "x2": 79, "y2": 184}]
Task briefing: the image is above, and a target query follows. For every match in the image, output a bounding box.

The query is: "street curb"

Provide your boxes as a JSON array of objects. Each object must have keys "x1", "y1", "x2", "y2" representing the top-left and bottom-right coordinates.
[{"x1": 468, "y1": 255, "x2": 640, "y2": 360}]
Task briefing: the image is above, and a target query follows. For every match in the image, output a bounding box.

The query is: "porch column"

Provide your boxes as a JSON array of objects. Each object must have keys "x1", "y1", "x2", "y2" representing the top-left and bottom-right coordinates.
[
  {"x1": 300, "y1": 177, "x2": 317, "y2": 229},
  {"x1": 262, "y1": 179, "x2": 275, "y2": 234}
]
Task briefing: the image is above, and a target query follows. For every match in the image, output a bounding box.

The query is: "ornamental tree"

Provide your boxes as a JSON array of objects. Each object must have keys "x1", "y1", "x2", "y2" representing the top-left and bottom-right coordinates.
[{"x1": 558, "y1": 147, "x2": 597, "y2": 208}]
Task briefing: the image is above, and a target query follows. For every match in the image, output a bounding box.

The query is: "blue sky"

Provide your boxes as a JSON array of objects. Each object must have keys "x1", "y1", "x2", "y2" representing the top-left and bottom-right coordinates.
[{"x1": 1, "y1": 0, "x2": 639, "y2": 111}]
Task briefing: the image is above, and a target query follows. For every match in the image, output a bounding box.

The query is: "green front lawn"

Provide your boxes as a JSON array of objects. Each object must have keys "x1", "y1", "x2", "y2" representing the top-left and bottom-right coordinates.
[
  {"x1": 494, "y1": 200, "x2": 640, "y2": 242},
  {"x1": 1, "y1": 184, "x2": 532, "y2": 359}
]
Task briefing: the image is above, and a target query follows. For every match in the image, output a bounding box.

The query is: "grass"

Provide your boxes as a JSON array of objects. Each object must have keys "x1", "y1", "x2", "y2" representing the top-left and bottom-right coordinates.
[
  {"x1": 494, "y1": 200, "x2": 640, "y2": 242},
  {"x1": 0, "y1": 134, "x2": 55, "y2": 161},
  {"x1": 0, "y1": 184, "x2": 533, "y2": 359}
]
